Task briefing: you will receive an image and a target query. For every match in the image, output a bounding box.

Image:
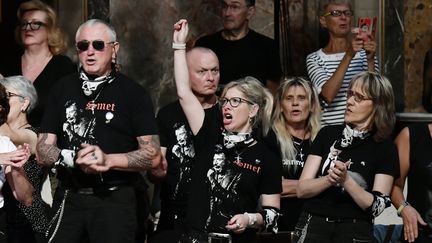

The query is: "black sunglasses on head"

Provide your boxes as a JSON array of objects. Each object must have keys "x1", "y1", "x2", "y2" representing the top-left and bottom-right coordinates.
[{"x1": 76, "y1": 40, "x2": 115, "y2": 52}]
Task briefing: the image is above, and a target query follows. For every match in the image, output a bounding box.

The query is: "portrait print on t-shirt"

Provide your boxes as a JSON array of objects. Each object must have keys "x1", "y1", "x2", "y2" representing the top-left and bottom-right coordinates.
[
  {"x1": 206, "y1": 145, "x2": 242, "y2": 230},
  {"x1": 171, "y1": 123, "x2": 195, "y2": 198},
  {"x1": 62, "y1": 100, "x2": 96, "y2": 153}
]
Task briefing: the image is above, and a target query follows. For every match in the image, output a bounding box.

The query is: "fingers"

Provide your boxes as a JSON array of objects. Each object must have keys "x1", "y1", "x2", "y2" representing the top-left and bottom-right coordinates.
[
  {"x1": 76, "y1": 144, "x2": 104, "y2": 166},
  {"x1": 225, "y1": 214, "x2": 247, "y2": 233},
  {"x1": 173, "y1": 19, "x2": 188, "y2": 30}
]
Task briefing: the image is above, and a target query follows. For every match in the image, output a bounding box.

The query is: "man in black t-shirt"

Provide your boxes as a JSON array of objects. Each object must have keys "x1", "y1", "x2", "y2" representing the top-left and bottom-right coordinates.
[
  {"x1": 36, "y1": 19, "x2": 162, "y2": 243},
  {"x1": 148, "y1": 47, "x2": 220, "y2": 242},
  {"x1": 195, "y1": 0, "x2": 282, "y2": 94}
]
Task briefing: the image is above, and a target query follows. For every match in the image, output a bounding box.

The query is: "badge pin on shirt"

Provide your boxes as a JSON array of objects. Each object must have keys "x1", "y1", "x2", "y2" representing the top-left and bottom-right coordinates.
[{"x1": 105, "y1": 112, "x2": 114, "y2": 123}]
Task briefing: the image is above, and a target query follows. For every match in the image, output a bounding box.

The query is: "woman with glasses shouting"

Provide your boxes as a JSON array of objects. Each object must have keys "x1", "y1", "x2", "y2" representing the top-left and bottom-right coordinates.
[
  {"x1": 306, "y1": 0, "x2": 379, "y2": 127},
  {"x1": 293, "y1": 71, "x2": 399, "y2": 243},
  {"x1": 173, "y1": 19, "x2": 282, "y2": 243},
  {"x1": 5, "y1": 0, "x2": 75, "y2": 128}
]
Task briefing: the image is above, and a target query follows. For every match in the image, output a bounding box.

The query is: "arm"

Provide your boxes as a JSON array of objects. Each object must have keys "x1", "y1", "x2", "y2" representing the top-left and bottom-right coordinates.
[
  {"x1": 173, "y1": 19, "x2": 205, "y2": 135},
  {"x1": 343, "y1": 172, "x2": 393, "y2": 210},
  {"x1": 226, "y1": 193, "x2": 280, "y2": 233},
  {"x1": 5, "y1": 166, "x2": 34, "y2": 206},
  {"x1": 297, "y1": 154, "x2": 334, "y2": 198},
  {"x1": 313, "y1": 37, "x2": 363, "y2": 104},
  {"x1": 364, "y1": 35, "x2": 377, "y2": 71},
  {"x1": 4, "y1": 144, "x2": 34, "y2": 206},
  {"x1": 281, "y1": 178, "x2": 299, "y2": 198},
  {"x1": 76, "y1": 135, "x2": 162, "y2": 173},
  {"x1": 36, "y1": 133, "x2": 61, "y2": 166},
  {"x1": 148, "y1": 147, "x2": 168, "y2": 181},
  {"x1": 391, "y1": 127, "x2": 427, "y2": 242}
]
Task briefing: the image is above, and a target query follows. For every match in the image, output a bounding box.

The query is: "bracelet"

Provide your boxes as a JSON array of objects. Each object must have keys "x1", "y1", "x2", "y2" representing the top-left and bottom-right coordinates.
[
  {"x1": 397, "y1": 201, "x2": 410, "y2": 217},
  {"x1": 244, "y1": 212, "x2": 257, "y2": 227},
  {"x1": 172, "y1": 42, "x2": 186, "y2": 50}
]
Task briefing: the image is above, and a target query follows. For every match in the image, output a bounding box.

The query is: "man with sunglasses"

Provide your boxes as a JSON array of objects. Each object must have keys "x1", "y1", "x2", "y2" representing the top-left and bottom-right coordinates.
[
  {"x1": 195, "y1": 0, "x2": 281, "y2": 94},
  {"x1": 306, "y1": 0, "x2": 378, "y2": 127},
  {"x1": 37, "y1": 19, "x2": 162, "y2": 243},
  {"x1": 148, "y1": 47, "x2": 221, "y2": 242}
]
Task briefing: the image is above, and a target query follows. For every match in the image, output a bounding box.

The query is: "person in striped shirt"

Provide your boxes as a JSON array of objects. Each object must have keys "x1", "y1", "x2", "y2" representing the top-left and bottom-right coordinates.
[{"x1": 306, "y1": 0, "x2": 378, "y2": 126}]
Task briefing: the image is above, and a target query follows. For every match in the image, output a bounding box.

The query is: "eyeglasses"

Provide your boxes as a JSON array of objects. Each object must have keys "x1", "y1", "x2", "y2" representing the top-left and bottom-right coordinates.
[
  {"x1": 76, "y1": 40, "x2": 116, "y2": 52},
  {"x1": 220, "y1": 97, "x2": 254, "y2": 108},
  {"x1": 20, "y1": 21, "x2": 46, "y2": 31},
  {"x1": 6, "y1": 91, "x2": 24, "y2": 99},
  {"x1": 322, "y1": 10, "x2": 354, "y2": 17},
  {"x1": 346, "y1": 90, "x2": 372, "y2": 103}
]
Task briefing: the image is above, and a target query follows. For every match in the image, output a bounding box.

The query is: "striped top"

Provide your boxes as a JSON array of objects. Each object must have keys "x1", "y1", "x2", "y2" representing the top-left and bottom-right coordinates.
[{"x1": 306, "y1": 49, "x2": 379, "y2": 126}]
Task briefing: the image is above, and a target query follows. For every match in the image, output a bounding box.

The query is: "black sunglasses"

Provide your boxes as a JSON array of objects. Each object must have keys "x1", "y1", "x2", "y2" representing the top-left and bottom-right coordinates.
[
  {"x1": 20, "y1": 21, "x2": 46, "y2": 31},
  {"x1": 76, "y1": 40, "x2": 115, "y2": 52}
]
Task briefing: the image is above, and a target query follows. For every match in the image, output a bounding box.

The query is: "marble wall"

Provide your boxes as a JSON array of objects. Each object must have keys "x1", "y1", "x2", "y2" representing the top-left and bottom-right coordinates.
[
  {"x1": 403, "y1": 0, "x2": 432, "y2": 112},
  {"x1": 59, "y1": 0, "x2": 276, "y2": 111},
  {"x1": 55, "y1": 0, "x2": 432, "y2": 112}
]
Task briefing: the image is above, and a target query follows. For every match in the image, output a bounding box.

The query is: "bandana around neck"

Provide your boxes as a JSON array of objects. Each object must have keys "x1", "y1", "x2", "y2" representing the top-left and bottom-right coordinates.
[
  {"x1": 79, "y1": 68, "x2": 116, "y2": 99},
  {"x1": 340, "y1": 124, "x2": 370, "y2": 148},
  {"x1": 222, "y1": 130, "x2": 255, "y2": 149}
]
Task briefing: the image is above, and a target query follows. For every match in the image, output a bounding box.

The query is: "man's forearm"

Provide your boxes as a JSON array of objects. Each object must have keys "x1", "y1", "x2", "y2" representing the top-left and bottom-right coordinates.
[
  {"x1": 36, "y1": 133, "x2": 61, "y2": 166},
  {"x1": 126, "y1": 135, "x2": 161, "y2": 170}
]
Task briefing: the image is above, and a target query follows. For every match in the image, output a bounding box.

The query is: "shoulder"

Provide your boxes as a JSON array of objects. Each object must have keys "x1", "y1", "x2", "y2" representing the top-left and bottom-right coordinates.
[
  {"x1": 247, "y1": 30, "x2": 275, "y2": 44},
  {"x1": 157, "y1": 100, "x2": 181, "y2": 116},
  {"x1": 195, "y1": 31, "x2": 223, "y2": 46},
  {"x1": 115, "y1": 73, "x2": 148, "y2": 93},
  {"x1": 306, "y1": 49, "x2": 320, "y2": 60}
]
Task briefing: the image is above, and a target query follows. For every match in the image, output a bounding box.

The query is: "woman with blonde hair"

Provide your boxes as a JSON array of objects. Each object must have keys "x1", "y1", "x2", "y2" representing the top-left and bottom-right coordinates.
[
  {"x1": 264, "y1": 77, "x2": 320, "y2": 231},
  {"x1": 7, "y1": 0, "x2": 75, "y2": 127},
  {"x1": 173, "y1": 19, "x2": 282, "y2": 243}
]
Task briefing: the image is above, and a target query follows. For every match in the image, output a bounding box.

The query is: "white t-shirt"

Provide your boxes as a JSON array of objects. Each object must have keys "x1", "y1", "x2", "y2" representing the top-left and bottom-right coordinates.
[{"x1": 0, "y1": 135, "x2": 17, "y2": 208}]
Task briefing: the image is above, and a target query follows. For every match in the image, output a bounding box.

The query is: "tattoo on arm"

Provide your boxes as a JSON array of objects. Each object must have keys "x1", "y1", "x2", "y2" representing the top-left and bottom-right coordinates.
[
  {"x1": 126, "y1": 135, "x2": 160, "y2": 170},
  {"x1": 36, "y1": 133, "x2": 61, "y2": 166}
]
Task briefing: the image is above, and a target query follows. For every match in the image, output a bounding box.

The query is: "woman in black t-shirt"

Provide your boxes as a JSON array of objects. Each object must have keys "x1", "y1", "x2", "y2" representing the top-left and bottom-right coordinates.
[
  {"x1": 264, "y1": 77, "x2": 321, "y2": 231},
  {"x1": 173, "y1": 19, "x2": 282, "y2": 243},
  {"x1": 294, "y1": 71, "x2": 399, "y2": 242}
]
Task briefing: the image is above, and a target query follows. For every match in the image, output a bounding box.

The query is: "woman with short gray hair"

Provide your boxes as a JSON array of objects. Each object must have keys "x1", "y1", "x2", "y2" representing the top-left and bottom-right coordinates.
[{"x1": 0, "y1": 75, "x2": 48, "y2": 243}]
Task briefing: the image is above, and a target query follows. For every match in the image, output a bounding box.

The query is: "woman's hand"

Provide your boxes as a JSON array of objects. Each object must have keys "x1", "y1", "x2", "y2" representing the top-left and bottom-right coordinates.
[
  {"x1": 0, "y1": 144, "x2": 30, "y2": 168},
  {"x1": 226, "y1": 213, "x2": 249, "y2": 234},
  {"x1": 327, "y1": 160, "x2": 349, "y2": 186},
  {"x1": 364, "y1": 36, "x2": 376, "y2": 60},
  {"x1": 401, "y1": 205, "x2": 427, "y2": 242},
  {"x1": 173, "y1": 19, "x2": 188, "y2": 44}
]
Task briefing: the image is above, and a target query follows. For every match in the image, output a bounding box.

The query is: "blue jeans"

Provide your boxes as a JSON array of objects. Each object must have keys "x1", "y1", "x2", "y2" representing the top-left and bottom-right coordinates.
[{"x1": 292, "y1": 212, "x2": 374, "y2": 243}]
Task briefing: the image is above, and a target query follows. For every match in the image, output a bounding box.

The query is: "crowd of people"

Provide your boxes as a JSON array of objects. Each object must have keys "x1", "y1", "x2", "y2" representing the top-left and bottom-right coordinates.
[{"x1": 0, "y1": 0, "x2": 430, "y2": 243}]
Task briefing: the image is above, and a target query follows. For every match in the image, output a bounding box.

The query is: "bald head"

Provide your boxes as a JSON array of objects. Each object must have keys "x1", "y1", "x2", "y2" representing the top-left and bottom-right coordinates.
[{"x1": 186, "y1": 47, "x2": 220, "y2": 98}]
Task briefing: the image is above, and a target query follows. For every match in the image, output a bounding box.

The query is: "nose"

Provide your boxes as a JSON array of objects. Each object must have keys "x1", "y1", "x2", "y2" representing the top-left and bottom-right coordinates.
[{"x1": 206, "y1": 71, "x2": 215, "y2": 81}]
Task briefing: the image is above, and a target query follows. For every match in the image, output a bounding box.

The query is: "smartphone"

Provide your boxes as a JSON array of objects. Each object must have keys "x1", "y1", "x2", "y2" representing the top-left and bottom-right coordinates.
[
  {"x1": 357, "y1": 16, "x2": 377, "y2": 41},
  {"x1": 208, "y1": 232, "x2": 232, "y2": 243}
]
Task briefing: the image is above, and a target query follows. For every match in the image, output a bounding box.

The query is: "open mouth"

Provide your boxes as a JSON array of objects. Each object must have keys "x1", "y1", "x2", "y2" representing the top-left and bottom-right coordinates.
[{"x1": 223, "y1": 113, "x2": 233, "y2": 125}]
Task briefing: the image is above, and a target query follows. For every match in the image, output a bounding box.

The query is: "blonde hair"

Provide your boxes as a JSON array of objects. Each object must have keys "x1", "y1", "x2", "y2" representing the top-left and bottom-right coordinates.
[
  {"x1": 15, "y1": 0, "x2": 67, "y2": 55},
  {"x1": 221, "y1": 76, "x2": 273, "y2": 136},
  {"x1": 348, "y1": 71, "x2": 395, "y2": 141},
  {"x1": 271, "y1": 77, "x2": 321, "y2": 160}
]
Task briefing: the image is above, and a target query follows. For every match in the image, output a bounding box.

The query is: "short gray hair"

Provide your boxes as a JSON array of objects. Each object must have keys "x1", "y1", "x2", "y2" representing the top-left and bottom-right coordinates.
[
  {"x1": 75, "y1": 19, "x2": 117, "y2": 42},
  {"x1": 0, "y1": 75, "x2": 38, "y2": 113}
]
